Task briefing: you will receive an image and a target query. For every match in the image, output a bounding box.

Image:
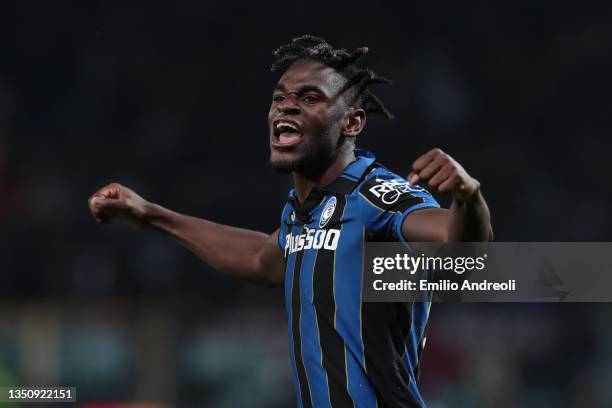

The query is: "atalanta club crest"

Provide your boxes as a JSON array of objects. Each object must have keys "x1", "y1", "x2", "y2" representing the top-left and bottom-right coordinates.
[{"x1": 319, "y1": 196, "x2": 337, "y2": 228}]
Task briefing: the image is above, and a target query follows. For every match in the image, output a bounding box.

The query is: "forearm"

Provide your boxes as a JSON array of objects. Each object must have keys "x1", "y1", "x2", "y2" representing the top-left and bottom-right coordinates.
[
  {"x1": 143, "y1": 203, "x2": 273, "y2": 282},
  {"x1": 447, "y1": 188, "x2": 493, "y2": 242}
]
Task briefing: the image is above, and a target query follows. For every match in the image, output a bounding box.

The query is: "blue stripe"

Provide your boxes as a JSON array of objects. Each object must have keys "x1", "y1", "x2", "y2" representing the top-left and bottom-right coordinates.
[
  {"x1": 299, "y1": 245, "x2": 332, "y2": 408},
  {"x1": 278, "y1": 203, "x2": 291, "y2": 250},
  {"x1": 285, "y1": 224, "x2": 303, "y2": 408},
  {"x1": 334, "y1": 197, "x2": 376, "y2": 408}
]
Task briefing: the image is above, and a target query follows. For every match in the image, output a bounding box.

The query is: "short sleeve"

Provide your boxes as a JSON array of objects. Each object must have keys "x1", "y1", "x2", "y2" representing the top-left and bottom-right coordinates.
[{"x1": 357, "y1": 171, "x2": 439, "y2": 242}]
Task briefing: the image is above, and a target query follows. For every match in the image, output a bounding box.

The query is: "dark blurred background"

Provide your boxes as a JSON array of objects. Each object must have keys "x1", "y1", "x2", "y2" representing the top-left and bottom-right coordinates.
[{"x1": 0, "y1": 0, "x2": 611, "y2": 407}]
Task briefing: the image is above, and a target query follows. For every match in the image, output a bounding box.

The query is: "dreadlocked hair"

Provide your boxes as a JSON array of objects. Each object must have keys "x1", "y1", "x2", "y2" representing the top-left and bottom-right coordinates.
[{"x1": 271, "y1": 35, "x2": 394, "y2": 119}]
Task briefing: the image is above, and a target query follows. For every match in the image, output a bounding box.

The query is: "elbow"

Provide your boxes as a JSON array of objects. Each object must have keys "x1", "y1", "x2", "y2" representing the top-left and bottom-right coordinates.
[{"x1": 253, "y1": 255, "x2": 285, "y2": 288}]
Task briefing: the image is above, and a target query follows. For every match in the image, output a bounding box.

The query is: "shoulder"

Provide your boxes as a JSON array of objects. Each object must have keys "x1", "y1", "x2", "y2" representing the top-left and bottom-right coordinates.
[
  {"x1": 279, "y1": 189, "x2": 296, "y2": 222},
  {"x1": 278, "y1": 190, "x2": 296, "y2": 249}
]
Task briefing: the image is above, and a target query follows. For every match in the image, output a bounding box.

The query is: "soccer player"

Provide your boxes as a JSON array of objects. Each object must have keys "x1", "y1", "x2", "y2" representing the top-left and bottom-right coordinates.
[{"x1": 88, "y1": 36, "x2": 492, "y2": 407}]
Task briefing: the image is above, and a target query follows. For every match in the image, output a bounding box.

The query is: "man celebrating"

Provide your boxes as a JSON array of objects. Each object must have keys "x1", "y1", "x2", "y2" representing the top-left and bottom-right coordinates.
[{"x1": 88, "y1": 36, "x2": 492, "y2": 408}]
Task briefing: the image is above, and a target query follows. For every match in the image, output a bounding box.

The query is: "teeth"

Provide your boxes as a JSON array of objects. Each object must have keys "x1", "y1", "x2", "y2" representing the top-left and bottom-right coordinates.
[{"x1": 276, "y1": 121, "x2": 298, "y2": 132}]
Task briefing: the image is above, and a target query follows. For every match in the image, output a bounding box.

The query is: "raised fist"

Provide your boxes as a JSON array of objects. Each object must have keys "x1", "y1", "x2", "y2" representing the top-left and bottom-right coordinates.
[
  {"x1": 408, "y1": 148, "x2": 481, "y2": 202},
  {"x1": 88, "y1": 183, "x2": 150, "y2": 228}
]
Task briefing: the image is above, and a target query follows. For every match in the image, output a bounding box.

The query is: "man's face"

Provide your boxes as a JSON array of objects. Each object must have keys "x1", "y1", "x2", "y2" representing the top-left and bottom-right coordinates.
[{"x1": 268, "y1": 60, "x2": 350, "y2": 175}]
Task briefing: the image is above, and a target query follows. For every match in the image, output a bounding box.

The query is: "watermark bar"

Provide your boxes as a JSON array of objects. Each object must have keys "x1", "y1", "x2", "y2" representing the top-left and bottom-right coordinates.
[
  {"x1": 0, "y1": 387, "x2": 76, "y2": 403},
  {"x1": 362, "y1": 242, "x2": 612, "y2": 302}
]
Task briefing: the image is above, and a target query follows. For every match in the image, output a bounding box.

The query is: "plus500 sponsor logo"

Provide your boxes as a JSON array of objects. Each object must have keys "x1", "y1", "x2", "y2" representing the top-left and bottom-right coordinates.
[{"x1": 285, "y1": 228, "x2": 340, "y2": 256}]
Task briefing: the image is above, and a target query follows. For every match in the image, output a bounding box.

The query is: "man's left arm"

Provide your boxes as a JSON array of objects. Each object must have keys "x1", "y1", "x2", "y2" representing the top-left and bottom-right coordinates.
[{"x1": 401, "y1": 148, "x2": 493, "y2": 243}]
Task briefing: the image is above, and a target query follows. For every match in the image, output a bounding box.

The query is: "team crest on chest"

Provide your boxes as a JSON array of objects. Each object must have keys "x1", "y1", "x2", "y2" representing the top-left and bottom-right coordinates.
[{"x1": 319, "y1": 196, "x2": 337, "y2": 228}]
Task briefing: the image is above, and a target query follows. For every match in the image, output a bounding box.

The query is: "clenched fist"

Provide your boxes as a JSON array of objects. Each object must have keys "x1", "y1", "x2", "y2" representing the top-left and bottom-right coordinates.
[
  {"x1": 408, "y1": 148, "x2": 480, "y2": 202},
  {"x1": 88, "y1": 183, "x2": 150, "y2": 228}
]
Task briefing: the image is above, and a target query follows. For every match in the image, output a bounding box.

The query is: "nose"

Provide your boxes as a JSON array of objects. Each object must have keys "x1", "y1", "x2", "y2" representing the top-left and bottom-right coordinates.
[{"x1": 277, "y1": 94, "x2": 301, "y2": 115}]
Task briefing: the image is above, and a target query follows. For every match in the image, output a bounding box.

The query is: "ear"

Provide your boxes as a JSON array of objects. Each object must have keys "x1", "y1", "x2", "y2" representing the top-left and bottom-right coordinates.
[{"x1": 342, "y1": 108, "x2": 367, "y2": 138}]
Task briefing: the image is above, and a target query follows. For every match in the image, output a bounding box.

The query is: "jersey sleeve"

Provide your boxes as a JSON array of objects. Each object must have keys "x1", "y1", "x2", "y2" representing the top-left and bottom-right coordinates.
[{"x1": 357, "y1": 171, "x2": 440, "y2": 242}]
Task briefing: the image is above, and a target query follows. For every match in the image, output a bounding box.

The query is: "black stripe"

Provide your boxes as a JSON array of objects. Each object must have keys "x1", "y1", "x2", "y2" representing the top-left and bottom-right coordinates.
[
  {"x1": 320, "y1": 176, "x2": 359, "y2": 195},
  {"x1": 321, "y1": 161, "x2": 377, "y2": 195},
  {"x1": 312, "y1": 196, "x2": 354, "y2": 407},
  {"x1": 291, "y1": 189, "x2": 325, "y2": 223},
  {"x1": 291, "y1": 226, "x2": 313, "y2": 408},
  {"x1": 361, "y1": 302, "x2": 422, "y2": 407},
  {"x1": 361, "y1": 235, "x2": 422, "y2": 407}
]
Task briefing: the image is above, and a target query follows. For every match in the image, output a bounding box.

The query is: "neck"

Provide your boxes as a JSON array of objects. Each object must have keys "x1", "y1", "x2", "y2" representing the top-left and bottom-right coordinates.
[{"x1": 292, "y1": 143, "x2": 356, "y2": 203}]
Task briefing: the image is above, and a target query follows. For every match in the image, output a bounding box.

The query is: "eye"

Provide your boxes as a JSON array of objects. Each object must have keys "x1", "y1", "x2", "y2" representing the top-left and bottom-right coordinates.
[
  {"x1": 272, "y1": 94, "x2": 285, "y2": 102},
  {"x1": 303, "y1": 95, "x2": 319, "y2": 104}
]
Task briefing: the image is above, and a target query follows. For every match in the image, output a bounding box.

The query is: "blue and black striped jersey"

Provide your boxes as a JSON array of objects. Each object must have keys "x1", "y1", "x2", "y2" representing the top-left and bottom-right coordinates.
[{"x1": 278, "y1": 148, "x2": 440, "y2": 408}]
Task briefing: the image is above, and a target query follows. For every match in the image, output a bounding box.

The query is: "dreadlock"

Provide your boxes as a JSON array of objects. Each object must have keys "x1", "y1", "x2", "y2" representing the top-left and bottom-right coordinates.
[{"x1": 271, "y1": 35, "x2": 394, "y2": 119}]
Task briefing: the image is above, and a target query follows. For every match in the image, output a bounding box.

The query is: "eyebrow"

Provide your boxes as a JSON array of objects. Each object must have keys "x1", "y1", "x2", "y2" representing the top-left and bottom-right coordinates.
[{"x1": 273, "y1": 83, "x2": 327, "y2": 96}]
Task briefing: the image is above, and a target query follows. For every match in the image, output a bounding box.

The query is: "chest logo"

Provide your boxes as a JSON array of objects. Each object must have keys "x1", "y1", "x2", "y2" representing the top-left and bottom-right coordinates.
[{"x1": 319, "y1": 196, "x2": 337, "y2": 228}]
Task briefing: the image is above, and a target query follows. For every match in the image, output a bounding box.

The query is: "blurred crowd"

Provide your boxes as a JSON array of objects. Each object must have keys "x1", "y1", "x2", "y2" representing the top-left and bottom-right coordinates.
[{"x1": 0, "y1": 1, "x2": 611, "y2": 406}]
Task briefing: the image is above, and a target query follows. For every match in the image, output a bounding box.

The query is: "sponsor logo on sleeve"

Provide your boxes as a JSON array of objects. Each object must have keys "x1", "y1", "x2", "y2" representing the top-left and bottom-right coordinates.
[{"x1": 361, "y1": 177, "x2": 425, "y2": 209}]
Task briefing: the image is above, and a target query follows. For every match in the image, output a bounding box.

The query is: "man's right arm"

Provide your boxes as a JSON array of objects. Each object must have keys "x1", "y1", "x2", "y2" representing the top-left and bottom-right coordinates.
[{"x1": 88, "y1": 183, "x2": 285, "y2": 287}]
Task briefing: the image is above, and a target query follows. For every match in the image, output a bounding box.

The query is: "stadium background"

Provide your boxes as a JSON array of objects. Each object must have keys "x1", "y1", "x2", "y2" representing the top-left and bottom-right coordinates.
[{"x1": 1, "y1": 1, "x2": 611, "y2": 407}]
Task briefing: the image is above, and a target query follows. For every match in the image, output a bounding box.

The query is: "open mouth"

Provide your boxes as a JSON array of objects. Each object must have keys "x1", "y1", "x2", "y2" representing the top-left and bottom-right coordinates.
[{"x1": 272, "y1": 119, "x2": 303, "y2": 147}]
